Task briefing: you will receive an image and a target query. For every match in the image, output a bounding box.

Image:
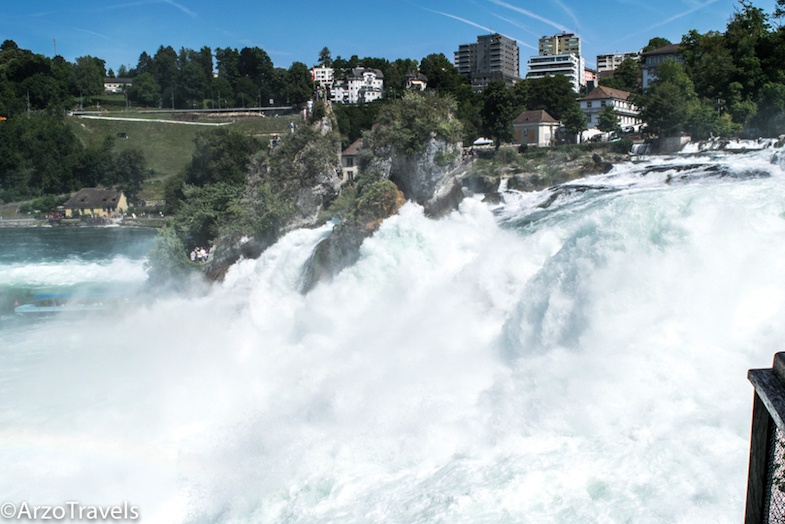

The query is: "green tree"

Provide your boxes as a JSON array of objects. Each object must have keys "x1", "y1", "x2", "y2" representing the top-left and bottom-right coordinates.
[
  {"x1": 365, "y1": 91, "x2": 462, "y2": 156},
  {"x1": 133, "y1": 51, "x2": 155, "y2": 77},
  {"x1": 481, "y1": 81, "x2": 516, "y2": 149},
  {"x1": 177, "y1": 60, "x2": 208, "y2": 108},
  {"x1": 110, "y1": 149, "x2": 148, "y2": 203},
  {"x1": 419, "y1": 53, "x2": 465, "y2": 94},
  {"x1": 686, "y1": 100, "x2": 740, "y2": 139},
  {"x1": 642, "y1": 37, "x2": 672, "y2": 52},
  {"x1": 282, "y1": 61, "x2": 313, "y2": 105},
  {"x1": 152, "y1": 46, "x2": 178, "y2": 97},
  {"x1": 754, "y1": 81, "x2": 785, "y2": 136},
  {"x1": 126, "y1": 72, "x2": 161, "y2": 107},
  {"x1": 725, "y1": 0, "x2": 769, "y2": 98},
  {"x1": 183, "y1": 129, "x2": 262, "y2": 187},
  {"x1": 238, "y1": 47, "x2": 275, "y2": 91},
  {"x1": 318, "y1": 47, "x2": 332, "y2": 67},
  {"x1": 639, "y1": 60, "x2": 697, "y2": 136},
  {"x1": 215, "y1": 47, "x2": 240, "y2": 85},
  {"x1": 333, "y1": 102, "x2": 384, "y2": 146},
  {"x1": 561, "y1": 104, "x2": 588, "y2": 141},
  {"x1": 597, "y1": 104, "x2": 620, "y2": 132},
  {"x1": 598, "y1": 57, "x2": 641, "y2": 94},
  {"x1": 210, "y1": 76, "x2": 234, "y2": 108},
  {"x1": 518, "y1": 75, "x2": 580, "y2": 121}
]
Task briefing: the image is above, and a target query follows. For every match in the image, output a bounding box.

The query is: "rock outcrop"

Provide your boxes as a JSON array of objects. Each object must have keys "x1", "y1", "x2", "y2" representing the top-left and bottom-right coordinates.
[{"x1": 204, "y1": 110, "x2": 344, "y2": 281}]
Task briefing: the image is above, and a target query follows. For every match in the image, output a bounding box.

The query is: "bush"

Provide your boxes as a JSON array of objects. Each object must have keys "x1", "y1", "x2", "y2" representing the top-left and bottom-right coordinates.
[
  {"x1": 495, "y1": 147, "x2": 519, "y2": 164},
  {"x1": 145, "y1": 224, "x2": 194, "y2": 284}
]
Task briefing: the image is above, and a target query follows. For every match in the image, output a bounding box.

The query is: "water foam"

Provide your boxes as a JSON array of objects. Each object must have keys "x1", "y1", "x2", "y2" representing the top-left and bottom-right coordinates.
[
  {"x1": 3, "y1": 148, "x2": 785, "y2": 522},
  {"x1": 0, "y1": 256, "x2": 148, "y2": 287}
]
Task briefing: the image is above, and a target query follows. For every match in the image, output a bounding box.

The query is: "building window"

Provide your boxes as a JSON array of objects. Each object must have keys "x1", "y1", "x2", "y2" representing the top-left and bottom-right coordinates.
[{"x1": 587, "y1": 101, "x2": 592, "y2": 108}]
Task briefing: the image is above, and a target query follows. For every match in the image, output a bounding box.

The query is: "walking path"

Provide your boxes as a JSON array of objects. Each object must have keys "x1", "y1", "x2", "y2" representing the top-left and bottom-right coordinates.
[{"x1": 73, "y1": 115, "x2": 234, "y2": 126}]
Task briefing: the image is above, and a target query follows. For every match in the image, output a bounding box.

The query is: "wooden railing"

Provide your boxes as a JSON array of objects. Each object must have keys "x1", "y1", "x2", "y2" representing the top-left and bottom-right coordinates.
[{"x1": 746, "y1": 352, "x2": 785, "y2": 523}]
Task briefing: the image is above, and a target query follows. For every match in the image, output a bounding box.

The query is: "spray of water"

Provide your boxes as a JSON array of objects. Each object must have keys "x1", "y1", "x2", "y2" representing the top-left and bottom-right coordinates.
[{"x1": 2, "y1": 146, "x2": 785, "y2": 522}]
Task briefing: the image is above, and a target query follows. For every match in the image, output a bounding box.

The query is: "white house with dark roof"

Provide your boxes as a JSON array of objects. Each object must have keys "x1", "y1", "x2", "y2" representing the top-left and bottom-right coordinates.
[
  {"x1": 332, "y1": 68, "x2": 384, "y2": 104},
  {"x1": 579, "y1": 85, "x2": 641, "y2": 130},
  {"x1": 513, "y1": 110, "x2": 560, "y2": 147}
]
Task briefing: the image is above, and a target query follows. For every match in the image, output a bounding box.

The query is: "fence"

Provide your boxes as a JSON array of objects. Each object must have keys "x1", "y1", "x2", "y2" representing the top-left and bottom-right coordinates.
[{"x1": 746, "y1": 352, "x2": 785, "y2": 523}]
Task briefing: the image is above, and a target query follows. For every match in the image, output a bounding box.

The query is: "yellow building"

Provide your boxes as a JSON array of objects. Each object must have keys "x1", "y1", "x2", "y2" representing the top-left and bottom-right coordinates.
[{"x1": 63, "y1": 188, "x2": 128, "y2": 218}]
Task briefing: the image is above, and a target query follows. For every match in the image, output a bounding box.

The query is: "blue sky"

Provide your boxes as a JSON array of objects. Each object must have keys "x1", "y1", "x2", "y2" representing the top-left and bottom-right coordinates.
[{"x1": 1, "y1": 0, "x2": 779, "y2": 74}]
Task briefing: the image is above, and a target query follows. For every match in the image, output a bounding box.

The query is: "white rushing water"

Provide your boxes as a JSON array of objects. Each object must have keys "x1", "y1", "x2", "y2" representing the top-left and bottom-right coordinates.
[{"x1": 3, "y1": 145, "x2": 785, "y2": 522}]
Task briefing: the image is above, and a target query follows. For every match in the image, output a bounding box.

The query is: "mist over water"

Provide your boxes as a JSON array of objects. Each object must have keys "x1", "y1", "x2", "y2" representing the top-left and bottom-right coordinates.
[{"x1": 3, "y1": 146, "x2": 785, "y2": 522}]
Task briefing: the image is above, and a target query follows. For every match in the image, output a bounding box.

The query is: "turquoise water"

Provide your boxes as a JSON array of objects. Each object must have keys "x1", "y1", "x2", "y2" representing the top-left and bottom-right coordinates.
[{"x1": 0, "y1": 226, "x2": 156, "y2": 314}]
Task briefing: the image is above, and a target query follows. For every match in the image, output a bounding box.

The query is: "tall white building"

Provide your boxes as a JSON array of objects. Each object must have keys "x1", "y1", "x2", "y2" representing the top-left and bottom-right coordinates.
[
  {"x1": 526, "y1": 54, "x2": 585, "y2": 93},
  {"x1": 526, "y1": 33, "x2": 585, "y2": 93}
]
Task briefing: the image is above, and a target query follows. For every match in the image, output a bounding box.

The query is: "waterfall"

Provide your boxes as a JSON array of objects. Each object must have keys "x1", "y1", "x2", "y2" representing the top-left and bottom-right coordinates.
[{"x1": 2, "y1": 145, "x2": 785, "y2": 522}]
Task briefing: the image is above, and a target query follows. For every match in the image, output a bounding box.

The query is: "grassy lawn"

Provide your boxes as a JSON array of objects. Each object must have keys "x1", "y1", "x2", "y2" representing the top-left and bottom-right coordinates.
[{"x1": 66, "y1": 111, "x2": 298, "y2": 200}]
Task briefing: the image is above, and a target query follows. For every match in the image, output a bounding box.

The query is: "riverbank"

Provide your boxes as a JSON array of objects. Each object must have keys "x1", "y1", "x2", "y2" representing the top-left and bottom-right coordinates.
[{"x1": 0, "y1": 216, "x2": 169, "y2": 228}]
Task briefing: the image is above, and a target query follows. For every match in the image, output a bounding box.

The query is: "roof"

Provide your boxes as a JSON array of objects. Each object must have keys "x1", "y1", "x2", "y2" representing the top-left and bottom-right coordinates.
[
  {"x1": 349, "y1": 67, "x2": 384, "y2": 79},
  {"x1": 342, "y1": 139, "x2": 363, "y2": 156},
  {"x1": 513, "y1": 109, "x2": 558, "y2": 125},
  {"x1": 641, "y1": 44, "x2": 680, "y2": 56},
  {"x1": 583, "y1": 86, "x2": 631, "y2": 101},
  {"x1": 63, "y1": 188, "x2": 124, "y2": 209}
]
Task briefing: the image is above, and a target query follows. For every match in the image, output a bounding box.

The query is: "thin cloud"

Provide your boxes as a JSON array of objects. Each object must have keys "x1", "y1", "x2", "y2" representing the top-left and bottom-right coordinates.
[
  {"x1": 423, "y1": 7, "x2": 526, "y2": 45},
  {"x1": 426, "y1": 8, "x2": 527, "y2": 46},
  {"x1": 551, "y1": 0, "x2": 580, "y2": 31},
  {"x1": 615, "y1": 0, "x2": 719, "y2": 44},
  {"x1": 163, "y1": 0, "x2": 197, "y2": 17},
  {"x1": 427, "y1": 9, "x2": 497, "y2": 34},
  {"x1": 488, "y1": 13, "x2": 538, "y2": 49},
  {"x1": 487, "y1": 0, "x2": 573, "y2": 33},
  {"x1": 92, "y1": 0, "x2": 196, "y2": 16},
  {"x1": 73, "y1": 27, "x2": 116, "y2": 43}
]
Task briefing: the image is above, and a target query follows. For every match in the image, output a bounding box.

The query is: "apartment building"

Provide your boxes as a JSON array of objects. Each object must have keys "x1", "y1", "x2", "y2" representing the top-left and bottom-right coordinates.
[
  {"x1": 525, "y1": 33, "x2": 585, "y2": 93},
  {"x1": 538, "y1": 33, "x2": 581, "y2": 57},
  {"x1": 596, "y1": 51, "x2": 641, "y2": 73},
  {"x1": 455, "y1": 33, "x2": 520, "y2": 90},
  {"x1": 526, "y1": 53, "x2": 585, "y2": 93},
  {"x1": 311, "y1": 66, "x2": 334, "y2": 89}
]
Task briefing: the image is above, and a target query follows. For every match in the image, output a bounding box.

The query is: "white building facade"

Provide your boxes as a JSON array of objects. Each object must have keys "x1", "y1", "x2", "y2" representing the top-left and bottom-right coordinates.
[
  {"x1": 579, "y1": 86, "x2": 641, "y2": 130},
  {"x1": 526, "y1": 53, "x2": 585, "y2": 93},
  {"x1": 332, "y1": 67, "x2": 384, "y2": 104},
  {"x1": 311, "y1": 66, "x2": 334, "y2": 88}
]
